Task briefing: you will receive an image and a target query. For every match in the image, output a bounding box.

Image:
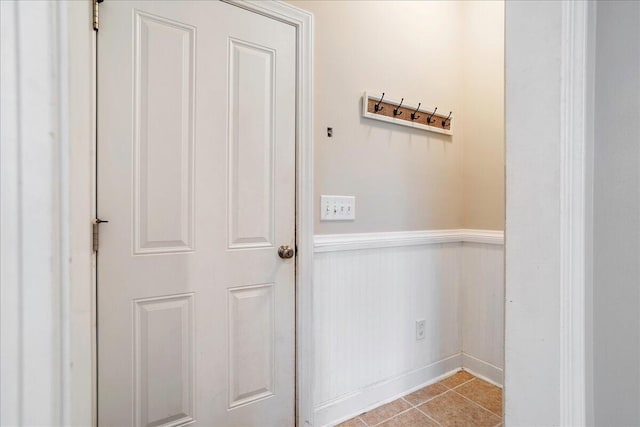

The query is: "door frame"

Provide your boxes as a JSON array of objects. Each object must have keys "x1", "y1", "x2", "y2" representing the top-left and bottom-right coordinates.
[
  {"x1": 91, "y1": 1, "x2": 314, "y2": 426},
  {"x1": 504, "y1": 1, "x2": 593, "y2": 425}
]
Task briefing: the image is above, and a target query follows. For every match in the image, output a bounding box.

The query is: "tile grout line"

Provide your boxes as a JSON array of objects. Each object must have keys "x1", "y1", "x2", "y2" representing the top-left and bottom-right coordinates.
[
  {"x1": 391, "y1": 375, "x2": 481, "y2": 426},
  {"x1": 369, "y1": 403, "x2": 415, "y2": 427},
  {"x1": 366, "y1": 391, "x2": 447, "y2": 427},
  {"x1": 362, "y1": 398, "x2": 412, "y2": 427},
  {"x1": 341, "y1": 373, "x2": 502, "y2": 427},
  {"x1": 451, "y1": 388, "x2": 503, "y2": 420},
  {"x1": 414, "y1": 405, "x2": 444, "y2": 427},
  {"x1": 370, "y1": 402, "x2": 443, "y2": 427},
  {"x1": 410, "y1": 376, "x2": 476, "y2": 427},
  {"x1": 452, "y1": 380, "x2": 503, "y2": 418},
  {"x1": 446, "y1": 376, "x2": 503, "y2": 418},
  {"x1": 406, "y1": 396, "x2": 443, "y2": 427},
  {"x1": 406, "y1": 375, "x2": 471, "y2": 407},
  {"x1": 445, "y1": 377, "x2": 477, "y2": 390},
  {"x1": 356, "y1": 400, "x2": 406, "y2": 427},
  {"x1": 405, "y1": 390, "x2": 449, "y2": 408},
  {"x1": 404, "y1": 384, "x2": 450, "y2": 426}
]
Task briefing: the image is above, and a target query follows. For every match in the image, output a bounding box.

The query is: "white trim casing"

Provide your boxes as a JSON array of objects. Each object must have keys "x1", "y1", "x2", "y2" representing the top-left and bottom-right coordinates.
[
  {"x1": 314, "y1": 229, "x2": 504, "y2": 252},
  {"x1": 559, "y1": 1, "x2": 592, "y2": 425},
  {"x1": 223, "y1": 2, "x2": 314, "y2": 426},
  {"x1": 66, "y1": 1, "x2": 97, "y2": 425},
  {"x1": 506, "y1": 2, "x2": 595, "y2": 423},
  {"x1": 0, "y1": 1, "x2": 71, "y2": 424}
]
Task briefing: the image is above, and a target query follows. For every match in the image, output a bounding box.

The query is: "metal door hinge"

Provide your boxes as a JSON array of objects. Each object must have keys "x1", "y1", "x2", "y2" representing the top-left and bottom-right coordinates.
[
  {"x1": 93, "y1": 0, "x2": 104, "y2": 31},
  {"x1": 92, "y1": 218, "x2": 109, "y2": 252}
]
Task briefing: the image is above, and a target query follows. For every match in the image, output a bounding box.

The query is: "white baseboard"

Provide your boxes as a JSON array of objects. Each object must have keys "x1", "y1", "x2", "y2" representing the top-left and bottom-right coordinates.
[
  {"x1": 315, "y1": 353, "x2": 463, "y2": 427},
  {"x1": 461, "y1": 352, "x2": 503, "y2": 387}
]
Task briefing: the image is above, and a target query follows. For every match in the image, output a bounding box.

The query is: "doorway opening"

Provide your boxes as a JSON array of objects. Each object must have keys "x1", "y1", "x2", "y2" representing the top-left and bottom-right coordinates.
[{"x1": 296, "y1": 1, "x2": 505, "y2": 425}]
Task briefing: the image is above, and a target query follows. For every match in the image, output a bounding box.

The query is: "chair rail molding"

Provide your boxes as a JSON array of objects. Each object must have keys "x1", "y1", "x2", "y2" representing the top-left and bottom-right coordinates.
[
  {"x1": 314, "y1": 229, "x2": 504, "y2": 253},
  {"x1": 559, "y1": 1, "x2": 593, "y2": 425}
]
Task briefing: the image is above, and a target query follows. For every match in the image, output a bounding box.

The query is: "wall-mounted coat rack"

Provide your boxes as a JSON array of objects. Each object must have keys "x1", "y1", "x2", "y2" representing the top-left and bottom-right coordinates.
[{"x1": 362, "y1": 92, "x2": 453, "y2": 136}]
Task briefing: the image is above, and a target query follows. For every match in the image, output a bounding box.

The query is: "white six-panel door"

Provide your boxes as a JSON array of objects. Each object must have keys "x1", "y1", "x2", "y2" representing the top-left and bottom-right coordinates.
[{"x1": 97, "y1": 2, "x2": 296, "y2": 425}]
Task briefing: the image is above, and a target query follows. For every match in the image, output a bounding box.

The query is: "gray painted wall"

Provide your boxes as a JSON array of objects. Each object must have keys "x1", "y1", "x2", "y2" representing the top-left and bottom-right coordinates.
[
  {"x1": 593, "y1": 1, "x2": 640, "y2": 425},
  {"x1": 286, "y1": 1, "x2": 505, "y2": 234}
]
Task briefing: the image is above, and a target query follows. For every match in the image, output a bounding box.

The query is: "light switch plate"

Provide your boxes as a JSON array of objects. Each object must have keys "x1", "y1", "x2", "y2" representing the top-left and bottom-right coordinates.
[{"x1": 320, "y1": 195, "x2": 356, "y2": 221}]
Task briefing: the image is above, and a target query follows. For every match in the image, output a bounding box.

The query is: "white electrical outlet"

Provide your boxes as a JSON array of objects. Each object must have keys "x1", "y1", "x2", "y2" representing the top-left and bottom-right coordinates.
[
  {"x1": 320, "y1": 195, "x2": 356, "y2": 221},
  {"x1": 416, "y1": 319, "x2": 426, "y2": 340}
]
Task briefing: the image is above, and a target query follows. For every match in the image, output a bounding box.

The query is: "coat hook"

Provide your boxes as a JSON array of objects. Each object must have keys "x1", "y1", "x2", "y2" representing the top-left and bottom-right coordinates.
[
  {"x1": 427, "y1": 107, "x2": 438, "y2": 125},
  {"x1": 442, "y1": 111, "x2": 452, "y2": 127},
  {"x1": 393, "y1": 98, "x2": 404, "y2": 116},
  {"x1": 374, "y1": 93, "x2": 385, "y2": 112},
  {"x1": 411, "y1": 103, "x2": 422, "y2": 121}
]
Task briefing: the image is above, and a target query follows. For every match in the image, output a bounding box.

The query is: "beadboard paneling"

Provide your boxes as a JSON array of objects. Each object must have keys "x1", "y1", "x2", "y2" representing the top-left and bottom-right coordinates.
[
  {"x1": 461, "y1": 242, "x2": 505, "y2": 385},
  {"x1": 312, "y1": 231, "x2": 504, "y2": 425},
  {"x1": 313, "y1": 242, "x2": 461, "y2": 425}
]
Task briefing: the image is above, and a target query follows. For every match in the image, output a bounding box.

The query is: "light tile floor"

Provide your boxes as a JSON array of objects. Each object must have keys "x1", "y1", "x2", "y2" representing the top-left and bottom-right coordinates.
[{"x1": 336, "y1": 370, "x2": 502, "y2": 427}]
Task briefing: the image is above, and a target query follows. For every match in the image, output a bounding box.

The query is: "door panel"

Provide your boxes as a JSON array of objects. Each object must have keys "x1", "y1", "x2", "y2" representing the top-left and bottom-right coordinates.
[
  {"x1": 228, "y1": 283, "x2": 274, "y2": 407},
  {"x1": 227, "y1": 38, "x2": 275, "y2": 249},
  {"x1": 134, "y1": 293, "x2": 195, "y2": 426},
  {"x1": 97, "y1": 2, "x2": 296, "y2": 426},
  {"x1": 133, "y1": 11, "x2": 195, "y2": 254}
]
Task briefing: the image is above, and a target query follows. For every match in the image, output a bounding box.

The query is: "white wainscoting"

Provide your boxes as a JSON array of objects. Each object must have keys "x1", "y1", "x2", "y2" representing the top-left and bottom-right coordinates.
[
  {"x1": 461, "y1": 242, "x2": 505, "y2": 386},
  {"x1": 313, "y1": 230, "x2": 504, "y2": 426}
]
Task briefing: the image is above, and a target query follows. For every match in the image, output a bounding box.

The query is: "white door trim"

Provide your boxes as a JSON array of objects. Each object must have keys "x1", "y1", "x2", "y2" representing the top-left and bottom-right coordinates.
[
  {"x1": 506, "y1": 2, "x2": 595, "y2": 423},
  {"x1": 559, "y1": 1, "x2": 594, "y2": 425},
  {"x1": 1, "y1": 1, "x2": 77, "y2": 423}
]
